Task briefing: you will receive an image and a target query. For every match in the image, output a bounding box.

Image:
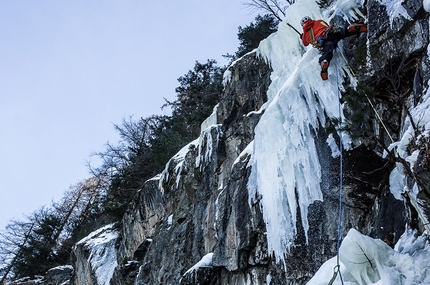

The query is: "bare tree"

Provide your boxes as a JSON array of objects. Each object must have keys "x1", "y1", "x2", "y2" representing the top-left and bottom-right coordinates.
[
  {"x1": 52, "y1": 177, "x2": 104, "y2": 241},
  {"x1": 242, "y1": 0, "x2": 294, "y2": 21},
  {"x1": 0, "y1": 221, "x2": 34, "y2": 282},
  {"x1": 89, "y1": 115, "x2": 161, "y2": 179},
  {"x1": 0, "y1": 177, "x2": 104, "y2": 281}
]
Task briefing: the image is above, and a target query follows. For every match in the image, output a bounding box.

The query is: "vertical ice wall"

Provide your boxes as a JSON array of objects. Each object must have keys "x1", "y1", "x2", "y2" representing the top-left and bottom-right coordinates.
[{"x1": 247, "y1": 0, "x2": 363, "y2": 261}]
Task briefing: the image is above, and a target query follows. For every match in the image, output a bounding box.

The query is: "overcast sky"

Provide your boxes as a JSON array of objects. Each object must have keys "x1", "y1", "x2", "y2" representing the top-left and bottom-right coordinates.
[{"x1": 0, "y1": 1, "x2": 256, "y2": 231}]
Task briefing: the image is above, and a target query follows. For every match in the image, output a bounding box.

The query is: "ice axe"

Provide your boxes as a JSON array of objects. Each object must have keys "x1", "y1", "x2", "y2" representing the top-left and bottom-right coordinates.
[{"x1": 287, "y1": 23, "x2": 302, "y2": 37}]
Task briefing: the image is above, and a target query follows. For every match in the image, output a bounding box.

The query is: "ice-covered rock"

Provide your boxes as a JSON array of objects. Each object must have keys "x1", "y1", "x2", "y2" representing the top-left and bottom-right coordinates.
[{"x1": 72, "y1": 224, "x2": 118, "y2": 285}]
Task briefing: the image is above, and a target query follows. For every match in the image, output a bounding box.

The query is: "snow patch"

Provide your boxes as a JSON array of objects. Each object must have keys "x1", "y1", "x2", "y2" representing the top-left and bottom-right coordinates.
[
  {"x1": 159, "y1": 138, "x2": 199, "y2": 192},
  {"x1": 308, "y1": 228, "x2": 430, "y2": 284},
  {"x1": 233, "y1": 140, "x2": 254, "y2": 167},
  {"x1": 76, "y1": 224, "x2": 118, "y2": 285},
  {"x1": 424, "y1": 0, "x2": 430, "y2": 12},
  {"x1": 167, "y1": 214, "x2": 173, "y2": 230},
  {"x1": 377, "y1": 0, "x2": 412, "y2": 26},
  {"x1": 326, "y1": 134, "x2": 341, "y2": 158},
  {"x1": 183, "y1": 252, "x2": 214, "y2": 275},
  {"x1": 47, "y1": 265, "x2": 73, "y2": 271}
]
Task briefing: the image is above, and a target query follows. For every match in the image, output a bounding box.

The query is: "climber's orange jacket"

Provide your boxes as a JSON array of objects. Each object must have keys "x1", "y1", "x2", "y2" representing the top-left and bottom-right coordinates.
[{"x1": 301, "y1": 20, "x2": 330, "y2": 47}]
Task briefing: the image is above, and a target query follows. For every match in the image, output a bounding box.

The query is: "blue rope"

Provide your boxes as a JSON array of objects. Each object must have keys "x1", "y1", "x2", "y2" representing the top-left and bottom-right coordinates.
[{"x1": 334, "y1": 53, "x2": 345, "y2": 285}]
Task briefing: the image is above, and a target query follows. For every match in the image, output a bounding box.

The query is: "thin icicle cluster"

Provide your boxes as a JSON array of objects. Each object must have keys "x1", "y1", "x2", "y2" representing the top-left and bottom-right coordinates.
[
  {"x1": 377, "y1": 0, "x2": 412, "y2": 26},
  {"x1": 159, "y1": 105, "x2": 222, "y2": 191},
  {"x1": 159, "y1": 138, "x2": 199, "y2": 193},
  {"x1": 195, "y1": 125, "x2": 222, "y2": 169}
]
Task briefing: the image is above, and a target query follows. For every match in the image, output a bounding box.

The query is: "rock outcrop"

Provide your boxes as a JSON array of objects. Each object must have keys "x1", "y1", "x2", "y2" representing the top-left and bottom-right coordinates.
[{"x1": 8, "y1": 266, "x2": 73, "y2": 285}]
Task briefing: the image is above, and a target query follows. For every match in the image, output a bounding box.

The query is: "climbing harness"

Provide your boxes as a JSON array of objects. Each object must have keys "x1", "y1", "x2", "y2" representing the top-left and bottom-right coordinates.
[{"x1": 309, "y1": 21, "x2": 330, "y2": 48}]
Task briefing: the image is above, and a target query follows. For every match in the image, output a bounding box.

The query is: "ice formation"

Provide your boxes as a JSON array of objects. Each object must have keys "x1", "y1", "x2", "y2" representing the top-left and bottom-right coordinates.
[{"x1": 247, "y1": 0, "x2": 360, "y2": 261}]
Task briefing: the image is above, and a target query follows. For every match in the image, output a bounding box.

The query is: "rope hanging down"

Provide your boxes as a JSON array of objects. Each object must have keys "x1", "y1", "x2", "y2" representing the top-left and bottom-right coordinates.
[
  {"x1": 338, "y1": 51, "x2": 430, "y2": 234},
  {"x1": 333, "y1": 54, "x2": 345, "y2": 285}
]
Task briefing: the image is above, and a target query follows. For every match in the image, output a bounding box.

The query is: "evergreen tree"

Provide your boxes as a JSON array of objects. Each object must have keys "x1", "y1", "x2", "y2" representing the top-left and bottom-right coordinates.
[
  {"x1": 236, "y1": 14, "x2": 279, "y2": 58},
  {"x1": 171, "y1": 59, "x2": 223, "y2": 135},
  {"x1": 11, "y1": 210, "x2": 68, "y2": 278},
  {"x1": 91, "y1": 115, "x2": 164, "y2": 221}
]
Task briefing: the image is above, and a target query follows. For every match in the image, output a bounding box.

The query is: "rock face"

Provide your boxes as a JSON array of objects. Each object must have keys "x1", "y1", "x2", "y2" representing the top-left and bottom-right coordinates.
[
  {"x1": 8, "y1": 266, "x2": 73, "y2": 285},
  {"x1": 45, "y1": 266, "x2": 73, "y2": 285},
  {"x1": 71, "y1": 224, "x2": 119, "y2": 285},
  {"x1": 18, "y1": 0, "x2": 429, "y2": 284},
  {"x1": 129, "y1": 52, "x2": 274, "y2": 284}
]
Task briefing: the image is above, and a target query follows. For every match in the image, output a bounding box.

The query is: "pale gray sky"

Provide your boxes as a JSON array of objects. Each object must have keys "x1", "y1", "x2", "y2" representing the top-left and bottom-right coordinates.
[{"x1": 0, "y1": 0, "x2": 256, "y2": 231}]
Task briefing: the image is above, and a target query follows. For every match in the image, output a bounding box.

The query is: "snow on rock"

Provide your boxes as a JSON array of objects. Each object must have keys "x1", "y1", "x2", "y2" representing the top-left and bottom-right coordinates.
[
  {"x1": 248, "y1": 0, "x2": 361, "y2": 261},
  {"x1": 179, "y1": 253, "x2": 215, "y2": 284},
  {"x1": 183, "y1": 252, "x2": 214, "y2": 275},
  {"x1": 7, "y1": 276, "x2": 44, "y2": 285},
  {"x1": 307, "y1": 228, "x2": 430, "y2": 284},
  {"x1": 45, "y1": 265, "x2": 73, "y2": 285},
  {"x1": 377, "y1": 0, "x2": 412, "y2": 26},
  {"x1": 159, "y1": 106, "x2": 222, "y2": 191},
  {"x1": 425, "y1": 0, "x2": 430, "y2": 12},
  {"x1": 159, "y1": 138, "x2": 199, "y2": 192},
  {"x1": 196, "y1": 125, "x2": 222, "y2": 169},
  {"x1": 327, "y1": 133, "x2": 341, "y2": 158},
  {"x1": 74, "y1": 224, "x2": 118, "y2": 285},
  {"x1": 388, "y1": 73, "x2": 430, "y2": 227}
]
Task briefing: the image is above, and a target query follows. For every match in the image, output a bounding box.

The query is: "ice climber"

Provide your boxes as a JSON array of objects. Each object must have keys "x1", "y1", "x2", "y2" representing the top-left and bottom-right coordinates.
[{"x1": 300, "y1": 16, "x2": 368, "y2": 80}]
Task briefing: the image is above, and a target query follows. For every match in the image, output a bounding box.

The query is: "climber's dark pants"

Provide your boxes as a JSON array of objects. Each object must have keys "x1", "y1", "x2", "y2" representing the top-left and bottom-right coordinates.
[{"x1": 318, "y1": 27, "x2": 360, "y2": 65}]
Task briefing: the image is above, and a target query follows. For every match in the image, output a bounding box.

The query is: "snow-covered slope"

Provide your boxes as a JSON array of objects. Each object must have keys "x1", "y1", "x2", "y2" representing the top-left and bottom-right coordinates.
[{"x1": 308, "y1": 229, "x2": 430, "y2": 284}]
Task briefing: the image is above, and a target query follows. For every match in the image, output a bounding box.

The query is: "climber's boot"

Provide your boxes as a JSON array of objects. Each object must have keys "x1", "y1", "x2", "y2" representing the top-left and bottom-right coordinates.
[
  {"x1": 348, "y1": 19, "x2": 368, "y2": 33},
  {"x1": 320, "y1": 60, "x2": 329, "y2": 81}
]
